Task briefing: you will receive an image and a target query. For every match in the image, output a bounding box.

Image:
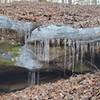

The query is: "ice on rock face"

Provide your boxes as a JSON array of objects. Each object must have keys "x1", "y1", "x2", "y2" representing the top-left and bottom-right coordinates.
[
  {"x1": 29, "y1": 24, "x2": 100, "y2": 42},
  {"x1": 0, "y1": 16, "x2": 12, "y2": 28},
  {"x1": 16, "y1": 46, "x2": 41, "y2": 70},
  {"x1": 1, "y1": 16, "x2": 100, "y2": 42},
  {"x1": 0, "y1": 16, "x2": 37, "y2": 38},
  {"x1": 1, "y1": 16, "x2": 100, "y2": 72},
  {"x1": 29, "y1": 25, "x2": 77, "y2": 41}
]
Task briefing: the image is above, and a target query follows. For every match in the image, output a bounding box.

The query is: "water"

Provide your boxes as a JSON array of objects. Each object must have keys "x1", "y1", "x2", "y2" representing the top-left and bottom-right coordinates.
[
  {"x1": 0, "y1": 16, "x2": 100, "y2": 85},
  {"x1": 0, "y1": 65, "x2": 28, "y2": 92}
]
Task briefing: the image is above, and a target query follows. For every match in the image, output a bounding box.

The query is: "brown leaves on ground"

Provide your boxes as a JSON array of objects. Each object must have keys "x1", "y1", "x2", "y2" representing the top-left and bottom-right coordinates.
[
  {"x1": 0, "y1": 2, "x2": 100, "y2": 28},
  {"x1": 0, "y1": 72, "x2": 100, "y2": 100}
]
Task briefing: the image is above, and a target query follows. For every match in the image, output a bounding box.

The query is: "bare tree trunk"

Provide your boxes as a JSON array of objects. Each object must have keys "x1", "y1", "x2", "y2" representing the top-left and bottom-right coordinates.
[
  {"x1": 68, "y1": 0, "x2": 72, "y2": 4},
  {"x1": 4, "y1": 0, "x2": 7, "y2": 3},
  {"x1": 62, "y1": 0, "x2": 64, "y2": 3},
  {"x1": 94, "y1": 0, "x2": 97, "y2": 5},
  {"x1": 92, "y1": 0, "x2": 97, "y2": 5}
]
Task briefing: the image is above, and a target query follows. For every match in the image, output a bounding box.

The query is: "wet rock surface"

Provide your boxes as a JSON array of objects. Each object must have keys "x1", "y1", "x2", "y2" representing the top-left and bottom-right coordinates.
[{"x1": 0, "y1": 72, "x2": 100, "y2": 100}]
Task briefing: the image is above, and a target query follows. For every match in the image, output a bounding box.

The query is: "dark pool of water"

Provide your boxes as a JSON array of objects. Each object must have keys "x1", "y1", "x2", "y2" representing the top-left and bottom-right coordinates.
[
  {"x1": 0, "y1": 65, "x2": 28, "y2": 93},
  {"x1": 0, "y1": 65, "x2": 72, "y2": 93},
  {"x1": 0, "y1": 61, "x2": 99, "y2": 93}
]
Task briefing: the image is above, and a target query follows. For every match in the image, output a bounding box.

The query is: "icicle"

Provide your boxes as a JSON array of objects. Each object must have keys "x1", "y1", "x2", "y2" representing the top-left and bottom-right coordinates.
[
  {"x1": 24, "y1": 31, "x2": 28, "y2": 47},
  {"x1": 98, "y1": 42, "x2": 100, "y2": 47},
  {"x1": 57, "y1": 38, "x2": 60, "y2": 46},
  {"x1": 21, "y1": 32, "x2": 24, "y2": 44},
  {"x1": 18, "y1": 32, "x2": 19, "y2": 42},
  {"x1": 34, "y1": 40, "x2": 37, "y2": 55},
  {"x1": 41, "y1": 40, "x2": 44, "y2": 61},
  {"x1": 43, "y1": 40, "x2": 45, "y2": 62},
  {"x1": 51, "y1": 39, "x2": 56, "y2": 62},
  {"x1": 68, "y1": 39, "x2": 72, "y2": 70},
  {"x1": 89, "y1": 43, "x2": 93, "y2": 63},
  {"x1": 38, "y1": 40, "x2": 41, "y2": 61},
  {"x1": 56, "y1": 39, "x2": 60, "y2": 58},
  {"x1": 27, "y1": 71, "x2": 31, "y2": 85},
  {"x1": 31, "y1": 71, "x2": 36, "y2": 85},
  {"x1": 64, "y1": 38, "x2": 67, "y2": 76},
  {"x1": 47, "y1": 39, "x2": 50, "y2": 64},
  {"x1": 44, "y1": 39, "x2": 50, "y2": 64},
  {"x1": 40, "y1": 40, "x2": 43, "y2": 61},
  {"x1": 96, "y1": 41, "x2": 99, "y2": 52},
  {"x1": 39, "y1": 40, "x2": 42, "y2": 61},
  {"x1": 19, "y1": 31, "x2": 22, "y2": 44},
  {"x1": 27, "y1": 70, "x2": 36, "y2": 85},
  {"x1": 68, "y1": 39, "x2": 72, "y2": 47},
  {"x1": 80, "y1": 43, "x2": 84, "y2": 73},
  {"x1": 72, "y1": 40, "x2": 75, "y2": 72},
  {"x1": 40, "y1": 40, "x2": 43, "y2": 60},
  {"x1": 84, "y1": 44, "x2": 88, "y2": 53},
  {"x1": 51, "y1": 39, "x2": 55, "y2": 44},
  {"x1": 51, "y1": 39, "x2": 54, "y2": 59},
  {"x1": 91, "y1": 43, "x2": 95, "y2": 64},
  {"x1": 36, "y1": 41, "x2": 39, "y2": 59},
  {"x1": 25, "y1": 32, "x2": 27, "y2": 44},
  {"x1": 17, "y1": 32, "x2": 20, "y2": 42},
  {"x1": 76, "y1": 40, "x2": 80, "y2": 64},
  {"x1": 37, "y1": 71, "x2": 40, "y2": 84}
]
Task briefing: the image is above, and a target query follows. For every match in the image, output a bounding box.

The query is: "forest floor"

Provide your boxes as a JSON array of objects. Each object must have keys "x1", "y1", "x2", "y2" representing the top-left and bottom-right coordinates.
[
  {"x1": 0, "y1": 2, "x2": 100, "y2": 100},
  {"x1": 0, "y1": 2, "x2": 100, "y2": 28}
]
